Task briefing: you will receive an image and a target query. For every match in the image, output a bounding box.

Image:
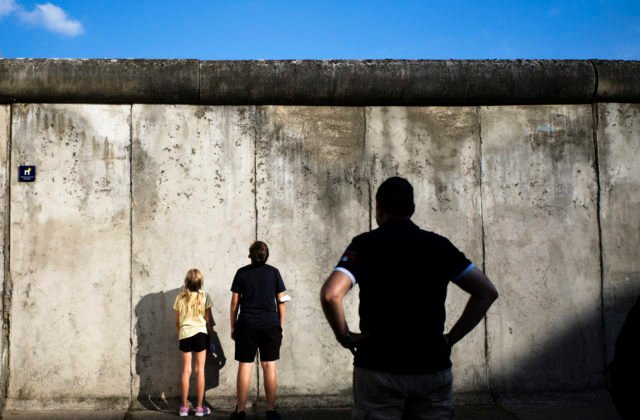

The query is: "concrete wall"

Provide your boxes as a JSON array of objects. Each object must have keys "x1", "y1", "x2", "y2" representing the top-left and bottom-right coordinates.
[
  {"x1": 131, "y1": 105, "x2": 257, "y2": 406},
  {"x1": 482, "y1": 105, "x2": 602, "y2": 394},
  {"x1": 0, "y1": 105, "x2": 8, "y2": 401},
  {"x1": 0, "y1": 60, "x2": 639, "y2": 410},
  {"x1": 366, "y1": 107, "x2": 486, "y2": 397},
  {"x1": 598, "y1": 103, "x2": 640, "y2": 361},
  {"x1": 8, "y1": 104, "x2": 131, "y2": 409},
  {"x1": 257, "y1": 106, "x2": 368, "y2": 403}
]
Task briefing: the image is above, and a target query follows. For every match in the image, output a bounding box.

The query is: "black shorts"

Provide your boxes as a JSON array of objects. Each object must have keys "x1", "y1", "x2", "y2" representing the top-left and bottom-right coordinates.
[
  {"x1": 234, "y1": 327, "x2": 282, "y2": 362},
  {"x1": 179, "y1": 332, "x2": 208, "y2": 353}
]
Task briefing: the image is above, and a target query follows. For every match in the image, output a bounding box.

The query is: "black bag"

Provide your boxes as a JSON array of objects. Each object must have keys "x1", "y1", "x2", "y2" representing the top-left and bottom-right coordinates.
[{"x1": 204, "y1": 330, "x2": 227, "y2": 391}]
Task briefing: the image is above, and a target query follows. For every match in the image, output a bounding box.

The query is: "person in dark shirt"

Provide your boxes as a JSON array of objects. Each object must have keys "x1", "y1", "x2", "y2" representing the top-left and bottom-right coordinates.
[
  {"x1": 321, "y1": 176, "x2": 499, "y2": 420},
  {"x1": 230, "y1": 241, "x2": 288, "y2": 420}
]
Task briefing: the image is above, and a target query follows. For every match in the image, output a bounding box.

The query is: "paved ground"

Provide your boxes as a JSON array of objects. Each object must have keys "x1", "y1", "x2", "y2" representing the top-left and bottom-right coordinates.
[
  {"x1": 1, "y1": 404, "x2": 621, "y2": 420},
  {"x1": 1, "y1": 392, "x2": 622, "y2": 419}
]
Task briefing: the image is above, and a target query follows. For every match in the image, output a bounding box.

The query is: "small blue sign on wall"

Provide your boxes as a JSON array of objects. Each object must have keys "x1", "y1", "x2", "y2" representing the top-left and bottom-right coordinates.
[{"x1": 18, "y1": 166, "x2": 36, "y2": 182}]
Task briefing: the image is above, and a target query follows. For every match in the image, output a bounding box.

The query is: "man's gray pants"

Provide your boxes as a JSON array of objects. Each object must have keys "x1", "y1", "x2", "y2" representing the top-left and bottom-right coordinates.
[{"x1": 352, "y1": 367, "x2": 453, "y2": 420}]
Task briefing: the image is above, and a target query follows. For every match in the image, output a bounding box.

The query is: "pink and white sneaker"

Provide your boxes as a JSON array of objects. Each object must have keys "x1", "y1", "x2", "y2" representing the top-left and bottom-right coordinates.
[
  {"x1": 195, "y1": 406, "x2": 211, "y2": 416},
  {"x1": 179, "y1": 406, "x2": 189, "y2": 416}
]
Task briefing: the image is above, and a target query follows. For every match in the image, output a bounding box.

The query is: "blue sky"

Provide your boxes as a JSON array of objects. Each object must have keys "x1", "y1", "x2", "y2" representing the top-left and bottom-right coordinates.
[{"x1": 1, "y1": 0, "x2": 639, "y2": 59}]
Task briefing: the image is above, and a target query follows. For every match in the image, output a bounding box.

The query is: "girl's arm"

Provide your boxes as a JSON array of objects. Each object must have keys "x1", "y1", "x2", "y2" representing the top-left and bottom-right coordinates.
[
  {"x1": 230, "y1": 292, "x2": 240, "y2": 340},
  {"x1": 205, "y1": 307, "x2": 215, "y2": 333},
  {"x1": 175, "y1": 310, "x2": 181, "y2": 339}
]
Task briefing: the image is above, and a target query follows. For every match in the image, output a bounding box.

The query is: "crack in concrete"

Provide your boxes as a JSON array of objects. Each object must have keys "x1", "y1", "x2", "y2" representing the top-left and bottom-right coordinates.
[
  {"x1": 253, "y1": 106, "x2": 260, "y2": 405},
  {"x1": 476, "y1": 105, "x2": 497, "y2": 404},
  {"x1": 364, "y1": 108, "x2": 372, "y2": 232},
  {"x1": 254, "y1": 106, "x2": 259, "y2": 243},
  {"x1": 591, "y1": 103, "x2": 607, "y2": 370}
]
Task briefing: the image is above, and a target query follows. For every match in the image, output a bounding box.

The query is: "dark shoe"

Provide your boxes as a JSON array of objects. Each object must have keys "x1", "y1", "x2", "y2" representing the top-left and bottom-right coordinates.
[
  {"x1": 266, "y1": 409, "x2": 281, "y2": 420},
  {"x1": 230, "y1": 409, "x2": 246, "y2": 420}
]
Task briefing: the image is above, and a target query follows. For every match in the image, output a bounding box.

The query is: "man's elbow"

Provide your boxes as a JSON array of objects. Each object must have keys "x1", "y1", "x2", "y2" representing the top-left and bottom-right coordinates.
[
  {"x1": 486, "y1": 287, "x2": 499, "y2": 303},
  {"x1": 473, "y1": 283, "x2": 498, "y2": 304},
  {"x1": 320, "y1": 285, "x2": 342, "y2": 306}
]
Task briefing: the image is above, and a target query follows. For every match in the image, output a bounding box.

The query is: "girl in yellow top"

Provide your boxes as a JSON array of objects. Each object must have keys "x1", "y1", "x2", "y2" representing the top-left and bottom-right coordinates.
[{"x1": 173, "y1": 268, "x2": 215, "y2": 417}]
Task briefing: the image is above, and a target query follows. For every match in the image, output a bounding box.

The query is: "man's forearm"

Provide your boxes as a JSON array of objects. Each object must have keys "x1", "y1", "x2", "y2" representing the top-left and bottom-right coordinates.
[
  {"x1": 447, "y1": 295, "x2": 496, "y2": 346},
  {"x1": 320, "y1": 270, "x2": 356, "y2": 347},
  {"x1": 278, "y1": 303, "x2": 286, "y2": 327},
  {"x1": 321, "y1": 297, "x2": 349, "y2": 341}
]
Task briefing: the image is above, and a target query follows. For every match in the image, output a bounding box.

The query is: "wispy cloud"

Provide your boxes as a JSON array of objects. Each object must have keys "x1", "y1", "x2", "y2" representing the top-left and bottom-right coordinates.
[
  {"x1": 0, "y1": 0, "x2": 18, "y2": 18},
  {"x1": 18, "y1": 3, "x2": 83, "y2": 36},
  {"x1": 1, "y1": 1, "x2": 83, "y2": 36}
]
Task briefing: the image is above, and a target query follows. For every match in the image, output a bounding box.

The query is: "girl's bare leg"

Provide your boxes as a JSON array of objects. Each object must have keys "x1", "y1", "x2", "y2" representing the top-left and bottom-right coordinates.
[
  {"x1": 180, "y1": 352, "x2": 192, "y2": 408},
  {"x1": 194, "y1": 350, "x2": 207, "y2": 408}
]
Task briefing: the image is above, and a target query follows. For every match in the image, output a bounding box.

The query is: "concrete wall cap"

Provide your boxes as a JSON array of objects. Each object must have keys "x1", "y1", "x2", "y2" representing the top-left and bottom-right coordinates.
[{"x1": 0, "y1": 59, "x2": 638, "y2": 105}]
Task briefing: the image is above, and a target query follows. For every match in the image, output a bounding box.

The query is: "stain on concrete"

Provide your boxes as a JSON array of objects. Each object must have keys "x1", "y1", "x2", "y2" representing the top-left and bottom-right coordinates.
[
  {"x1": 256, "y1": 105, "x2": 368, "y2": 397},
  {"x1": 8, "y1": 104, "x2": 131, "y2": 403},
  {"x1": 131, "y1": 105, "x2": 255, "y2": 402},
  {"x1": 365, "y1": 106, "x2": 485, "y2": 394},
  {"x1": 1, "y1": 101, "x2": 639, "y2": 407},
  {"x1": 482, "y1": 105, "x2": 601, "y2": 394},
  {"x1": 597, "y1": 103, "x2": 640, "y2": 363}
]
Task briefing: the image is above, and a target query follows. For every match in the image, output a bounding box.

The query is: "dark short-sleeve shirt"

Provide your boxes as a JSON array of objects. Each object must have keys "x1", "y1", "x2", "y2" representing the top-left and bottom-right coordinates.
[
  {"x1": 231, "y1": 263, "x2": 286, "y2": 330},
  {"x1": 335, "y1": 219, "x2": 473, "y2": 374}
]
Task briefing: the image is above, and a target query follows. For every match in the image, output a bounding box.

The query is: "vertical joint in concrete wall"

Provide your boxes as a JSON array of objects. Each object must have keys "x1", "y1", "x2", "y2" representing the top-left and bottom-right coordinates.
[
  {"x1": 128, "y1": 104, "x2": 135, "y2": 406},
  {"x1": 476, "y1": 106, "x2": 496, "y2": 403},
  {"x1": 255, "y1": 359, "x2": 260, "y2": 406},
  {"x1": 367, "y1": 179, "x2": 372, "y2": 232},
  {"x1": 364, "y1": 108, "x2": 372, "y2": 232},
  {"x1": 198, "y1": 62, "x2": 202, "y2": 103},
  {"x1": 253, "y1": 106, "x2": 259, "y2": 242},
  {"x1": 1, "y1": 104, "x2": 13, "y2": 411},
  {"x1": 591, "y1": 103, "x2": 607, "y2": 369},
  {"x1": 589, "y1": 60, "x2": 600, "y2": 104},
  {"x1": 253, "y1": 106, "x2": 260, "y2": 404},
  {"x1": 476, "y1": 106, "x2": 487, "y2": 274}
]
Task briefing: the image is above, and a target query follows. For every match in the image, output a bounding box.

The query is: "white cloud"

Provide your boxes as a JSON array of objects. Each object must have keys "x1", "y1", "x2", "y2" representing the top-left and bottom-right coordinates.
[
  {"x1": 19, "y1": 3, "x2": 84, "y2": 36},
  {"x1": 0, "y1": 0, "x2": 18, "y2": 18}
]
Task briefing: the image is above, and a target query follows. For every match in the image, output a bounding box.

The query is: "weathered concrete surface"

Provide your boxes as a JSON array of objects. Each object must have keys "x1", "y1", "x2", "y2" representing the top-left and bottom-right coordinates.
[
  {"x1": 481, "y1": 105, "x2": 602, "y2": 394},
  {"x1": 0, "y1": 105, "x2": 9, "y2": 401},
  {"x1": 193, "y1": 60, "x2": 595, "y2": 105},
  {"x1": 597, "y1": 103, "x2": 640, "y2": 361},
  {"x1": 131, "y1": 105, "x2": 256, "y2": 404},
  {"x1": 10, "y1": 59, "x2": 640, "y2": 105},
  {"x1": 8, "y1": 104, "x2": 131, "y2": 409},
  {"x1": 365, "y1": 107, "x2": 487, "y2": 397},
  {"x1": 0, "y1": 99, "x2": 638, "y2": 407},
  {"x1": 255, "y1": 106, "x2": 368, "y2": 400},
  {"x1": 594, "y1": 61, "x2": 640, "y2": 102},
  {"x1": 0, "y1": 59, "x2": 199, "y2": 104}
]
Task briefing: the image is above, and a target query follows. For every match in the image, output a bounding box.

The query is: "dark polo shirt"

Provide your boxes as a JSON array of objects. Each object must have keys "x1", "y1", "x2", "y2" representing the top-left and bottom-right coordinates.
[
  {"x1": 231, "y1": 263, "x2": 286, "y2": 330},
  {"x1": 335, "y1": 219, "x2": 473, "y2": 374}
]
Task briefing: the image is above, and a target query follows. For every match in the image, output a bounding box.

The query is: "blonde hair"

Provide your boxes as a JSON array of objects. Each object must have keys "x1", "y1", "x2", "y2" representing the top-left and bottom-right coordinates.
[{"x1": 178, "y1": 268, "x2": 205, "y2": 317}]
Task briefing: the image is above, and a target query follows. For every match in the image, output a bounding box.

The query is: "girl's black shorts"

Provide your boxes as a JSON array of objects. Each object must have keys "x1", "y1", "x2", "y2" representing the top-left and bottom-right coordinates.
[{"x1": 179, "y1": 332, "x2": 208, "y2": 353}]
